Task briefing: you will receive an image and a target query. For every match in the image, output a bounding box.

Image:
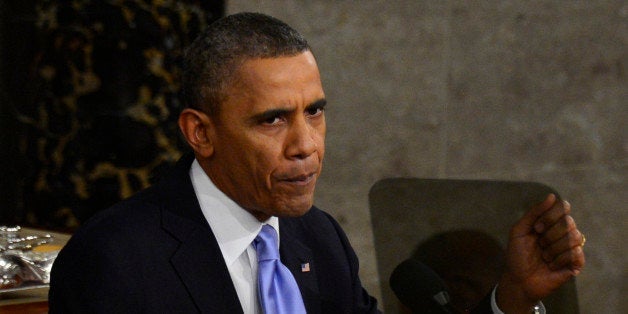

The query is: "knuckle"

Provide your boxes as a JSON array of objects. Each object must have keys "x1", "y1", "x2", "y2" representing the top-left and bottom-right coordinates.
[
  {"x1": 569, "y1": 247, "x2": 582, "y2": 260},
  {"x1": 570, "y1": 228, "x2": 580, "y2": 239},
  {"x1": 562, "y1": 200, "x2": 571, "y2": 213},
  {"x1": 565, "y1": 215, "x2": 576, "y2": 229},
  {"x1": 574, "y1": 245, "x2": 584, "y2": 257}
]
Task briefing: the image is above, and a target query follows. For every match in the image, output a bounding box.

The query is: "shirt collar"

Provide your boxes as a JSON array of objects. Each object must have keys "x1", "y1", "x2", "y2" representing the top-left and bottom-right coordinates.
[{"x1": 190, "y1": 159, "x2": 279, "y2": 267}]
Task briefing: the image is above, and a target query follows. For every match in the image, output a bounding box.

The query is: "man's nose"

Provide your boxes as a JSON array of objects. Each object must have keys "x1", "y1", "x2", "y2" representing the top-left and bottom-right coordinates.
[{"x1": 285, "y1": 117, "x2": 318, "y2": 160}]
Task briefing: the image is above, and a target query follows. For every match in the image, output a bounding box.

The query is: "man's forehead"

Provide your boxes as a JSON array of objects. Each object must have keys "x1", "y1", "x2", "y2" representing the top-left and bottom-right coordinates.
[
  {"x1": 236, "y1": 52, "x2": 319, "y2": 80},
  {"x1": 217, "y1": 52, "x2": 324, "y2": 117},
  {"x1": 224, "y1": 52, "x2": 321, "y2": 98}
]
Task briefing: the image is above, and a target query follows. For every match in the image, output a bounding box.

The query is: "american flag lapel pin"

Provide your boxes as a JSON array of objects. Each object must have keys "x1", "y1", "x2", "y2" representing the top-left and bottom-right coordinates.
[{"x1": 301, "y1": 262, "x2": 310, "y2": 272}]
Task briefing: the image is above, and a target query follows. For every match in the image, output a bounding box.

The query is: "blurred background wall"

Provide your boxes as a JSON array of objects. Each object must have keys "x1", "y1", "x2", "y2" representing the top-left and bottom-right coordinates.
[
  {"x1": 226, "y1": 1, "x2": 626, "y2": 313},
  {"x1": 1, "y1": 1, "x2": 625, "y2": 313}
]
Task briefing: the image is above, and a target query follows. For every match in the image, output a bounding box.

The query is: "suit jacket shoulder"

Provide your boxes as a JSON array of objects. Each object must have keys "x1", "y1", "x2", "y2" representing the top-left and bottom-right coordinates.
[{"x1": 49, "y1": 154, "x2": 243, "y2": 313}]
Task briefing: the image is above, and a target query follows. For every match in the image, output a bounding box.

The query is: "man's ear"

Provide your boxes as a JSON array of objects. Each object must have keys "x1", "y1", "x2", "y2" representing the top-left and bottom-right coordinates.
[{"x1": 178, "y1": 108, "x2": 215, "y2": 158}]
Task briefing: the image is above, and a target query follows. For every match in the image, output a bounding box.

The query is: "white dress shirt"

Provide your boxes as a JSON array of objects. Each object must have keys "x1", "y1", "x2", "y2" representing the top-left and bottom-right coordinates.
[{"x1": 190, "y1": 159, "x2": 278, "y2": 314}]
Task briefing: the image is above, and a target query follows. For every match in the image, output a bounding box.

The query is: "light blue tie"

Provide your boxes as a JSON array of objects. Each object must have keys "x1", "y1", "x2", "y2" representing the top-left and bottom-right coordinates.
[{"x1": 254, "y1": 224, "x2": 307, "y2": 314}]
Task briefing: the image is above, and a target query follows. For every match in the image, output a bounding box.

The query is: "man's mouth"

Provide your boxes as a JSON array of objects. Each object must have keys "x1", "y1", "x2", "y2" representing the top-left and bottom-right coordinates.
[{"x1": 280, "y1": 172, "x2": 317, "y2": 186}]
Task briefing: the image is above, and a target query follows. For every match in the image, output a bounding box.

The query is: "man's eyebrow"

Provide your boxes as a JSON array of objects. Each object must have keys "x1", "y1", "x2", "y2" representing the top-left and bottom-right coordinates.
[
  {"x1": 307, "y1": 98, "x2": 327, "y2": 110},
  {"x1": 250, "y1": 108, "x2": 293, "y2": 123}
]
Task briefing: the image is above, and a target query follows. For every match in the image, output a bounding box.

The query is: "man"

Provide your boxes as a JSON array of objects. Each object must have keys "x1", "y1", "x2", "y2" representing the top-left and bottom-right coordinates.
[{"x1": 49, "y1": 12, "x2": 585, "y2": 314}]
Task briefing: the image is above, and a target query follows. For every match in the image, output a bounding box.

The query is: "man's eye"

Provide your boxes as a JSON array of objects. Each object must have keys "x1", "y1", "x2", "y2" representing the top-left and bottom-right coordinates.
[
  {"x1": 307, "y1": 107, "x2": 324, "y2": 116},
  {"x1": 262, "y1": 116, "x2": 282, "y2": 125}
]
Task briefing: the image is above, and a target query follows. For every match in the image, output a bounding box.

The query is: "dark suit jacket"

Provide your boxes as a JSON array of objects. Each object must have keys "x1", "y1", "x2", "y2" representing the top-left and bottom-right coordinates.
[{"x1": 48, "y1": 154, "x2": 379, "y2": 313}]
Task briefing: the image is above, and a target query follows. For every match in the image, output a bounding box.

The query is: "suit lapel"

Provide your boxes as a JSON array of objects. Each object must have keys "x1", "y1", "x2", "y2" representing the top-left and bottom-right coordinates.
[
  {"x1": 158, "y1": 154, "x2": 243, "y2": 314},
  {"x1": 279, "y1": 218, "x2": 321, "y2": 314},
  {"x1": 166, "y1": 217, "x2": 243, "y2": 314}
]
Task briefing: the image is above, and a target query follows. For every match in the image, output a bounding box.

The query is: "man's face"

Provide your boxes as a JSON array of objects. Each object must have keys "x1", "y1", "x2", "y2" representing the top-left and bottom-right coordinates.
[{"x1": 204, "y1": 51, "x2": 326, "y2": 221}]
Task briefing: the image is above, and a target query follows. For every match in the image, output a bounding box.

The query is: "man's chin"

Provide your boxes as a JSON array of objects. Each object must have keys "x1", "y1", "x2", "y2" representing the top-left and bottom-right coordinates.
[
  {"x1": 274, "y1": 200, "x2": 314, "y2": 218},
  {"x1": 284, "y1": 206, "x2": 312, "y2": 217},
  {"x1": 248, "y1": 201, "x2": 313, "y2": 221}
]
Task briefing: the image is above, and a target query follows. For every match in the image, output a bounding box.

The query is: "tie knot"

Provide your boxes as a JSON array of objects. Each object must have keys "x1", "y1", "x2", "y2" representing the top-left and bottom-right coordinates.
[{"x1": 254, "y1": 225, "x2": 279, "y2": 261}]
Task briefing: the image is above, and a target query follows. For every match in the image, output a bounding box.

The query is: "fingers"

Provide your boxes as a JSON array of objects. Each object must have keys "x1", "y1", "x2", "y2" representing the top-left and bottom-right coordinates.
[
  {"x1": 541, "y1": 227, "x2": 582, "y2": 261},
  {"x1": 538, "y1": 215, "x2": 577, "y2": 247},
  {"x1": 531, "y1": 196, "x2": 586, "y2": 274},
  {"x1": 511, "y1": 194, "x2": 557, "y2": 236},
  {"x1": 547, "y1": 244, "x2": 585, "y2": 275},
  {"x1": 533, "y1": 199, "x2": 571, "y2": 234}
]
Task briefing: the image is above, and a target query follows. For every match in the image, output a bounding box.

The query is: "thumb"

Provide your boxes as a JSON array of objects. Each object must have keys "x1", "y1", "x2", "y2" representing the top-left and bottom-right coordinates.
[{"x1": 511, "y1": 193, "x2": 556, "y2": 236}]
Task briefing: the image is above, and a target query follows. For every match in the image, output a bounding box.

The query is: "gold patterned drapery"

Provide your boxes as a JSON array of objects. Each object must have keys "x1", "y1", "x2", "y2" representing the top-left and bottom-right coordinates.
[{"x1": 9, "y1": 0, "x2": 223, "y2": 230}]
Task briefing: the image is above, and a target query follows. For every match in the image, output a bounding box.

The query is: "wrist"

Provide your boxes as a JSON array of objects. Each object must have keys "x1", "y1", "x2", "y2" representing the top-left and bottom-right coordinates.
[{"x1": 496, "y1": 274, "x2": 540, "y2": 314}]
